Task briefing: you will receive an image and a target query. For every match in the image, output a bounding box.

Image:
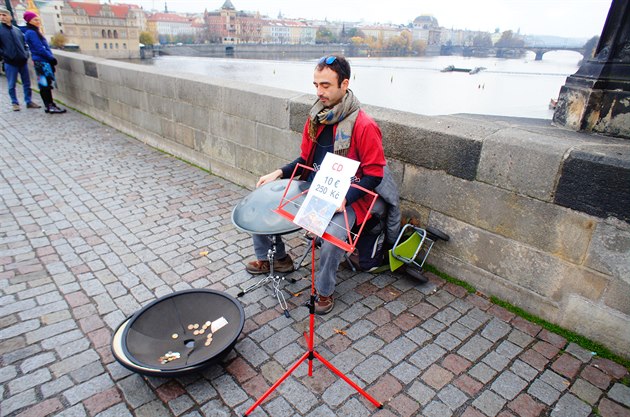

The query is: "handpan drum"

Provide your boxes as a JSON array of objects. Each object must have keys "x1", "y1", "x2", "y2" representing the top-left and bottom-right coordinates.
[
  {"x1": 111, "y1": 289, "x2": 244, "y2": 377},
  {"x1": 232, "y1": 179, "x2": 309, "y2": 235}
]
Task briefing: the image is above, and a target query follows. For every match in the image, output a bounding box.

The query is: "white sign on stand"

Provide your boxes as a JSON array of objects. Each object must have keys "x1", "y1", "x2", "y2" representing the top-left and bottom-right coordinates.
[{"x1": 293, "y1": 153, "x2": 359, "y2": 237}]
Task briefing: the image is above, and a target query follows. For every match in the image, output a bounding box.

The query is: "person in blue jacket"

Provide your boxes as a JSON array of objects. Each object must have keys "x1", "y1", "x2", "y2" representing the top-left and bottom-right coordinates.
[
  {"x1": 23, "y1": 11, "x2": 65, "y2": 113},
  {"x1": 0, "y1": 6, "x2": 40, "y2": 111}
]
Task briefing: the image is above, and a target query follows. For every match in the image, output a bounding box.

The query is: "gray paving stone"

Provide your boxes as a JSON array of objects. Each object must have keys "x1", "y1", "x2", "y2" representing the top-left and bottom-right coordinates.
[
  {"x1": 41, "y1": 375, "x2": 74, "y2": 398},
  {"x1": 438, "y1": 384, "x2": 468, "y2": 410},
  {"x1": 422, "y1": 318, "x2": 447, "y2": 334},
  {"x1": 490, "y1": 371, "x2": 528, "y2": 400},
  {"x1": 608, "y1": 383, "x2": 630, "y2": 407},
  {"x1": 435, "y1": 332, "x2": 462, "y2": 350},
  {"x1": 0, "y1": 365, "x2": 17, "y2": 384},
  {"x1": 335, "y1": 397, "x2": 370, "y2": 417},
  {"x1": 354, "y1": 354, "x2": 393, "y2": 384},
  {"x1": 406, "y1": 327, "x2": 433, "y2": 346},
  {"x1": 263, "y1": 397, "x2": 295, "y2": 417},
  {"x1": 380, "y1": 336, "x2": 417, "y2": 363},
  {"x1": 470, "y1": 362, "x2": 498, "y2": 384},
  {"x1": 52, "y1": 404, "x2": 87, "y2": 417},
  {"x1": 458, "y1": 335, "x2": 494, "y2": 362},
  {"x1": 136, "y1": 399, "x2": 172, "y2": 417},
  {"x1": 540, "y1": 369, "x2": 570, "y2": 392},
  {"x1": 322, "y1": 378, "x2": 360, "y2": 408},
  {"x1": 50, "y1": 349, "x2": 100, "y2": 377},
  {"x1": 434, "y1": 306, "x2": 462, "y2": 325},
  {"x1": 473, "y1": 390, "x2": 507, "y2": 417},
  {"x1": 345, "y1": 319, "x2": 377, "y2": 341},
  {"x1": 528, "y1": 379, "x2": 561, "y2": 405},
  {"x1": 446, "y1": 322, "x2": 474, "y2": 341},
  {"x1": 422, "y1": 400, "x2": 452, "y2": 417},
  {"x1": 277, "y1": 377, "x2": 319, "y2": 415},
  {"x1": 117, "y1": 374, "x2": 156, "y2": 408},
  {"x1": 510, "y1": 359, "x2": 539, "y2": 382},
  {"x1": 185, "y1": 379, "x2": 218, "y2": 404},
  {"x1": 353, "y1": 335, "x2": 385, "y2": 356},
  {"x1": 408, "y1": 381, "x2": 436, "y2": 405},
  {"x1": 482, "y1": 351, "x2": 511, "y2": 371},
  {"x1": 260, "y1": 327, "x2": 300, "y2": 354},
  {"x1": 550, "y1": 393, "x2": 592, "y2": 417},
  {"x1": 481, "y1": 317, "x2": 511, "y2": 342},
  {"x1": 565, "y1": 342, "x2": 595, "y2": 363},
  {"x1": 95, "y1": 403, "x2": 133, "y2": 417},
  {"x1": 0, "y1": 389, "x2": 38, "y2": 416},
  {"x1": 409, "y1": 343, "x2": 447, "y2": 370},
  {"x1": 20, "y1": 351, "x2": 56, "y2": 373},
  {"x1": 391, "y1": 361, "x2": 421, "y2": 385},
  {"x1": 9, "y1": 368, "x2": 52, "y2": 395},
  {"x1": 329, "y1": 348, "x2": 365, "y2": 374},
  {"x1": 212, "y1": 374, "x2": 248, "y2": 408}
]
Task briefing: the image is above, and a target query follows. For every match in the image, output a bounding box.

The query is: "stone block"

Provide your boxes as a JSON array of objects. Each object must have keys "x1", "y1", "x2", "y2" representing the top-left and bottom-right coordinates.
[
  {"x1": 477, "y1": 128, "x2": 573, "y2": 201},
  {"x1": 221, "y1": 83, "x2": 298, "y2": 130},
  {"x1": 142, "y1": 71, "x2": 176, "y2": 99},
  {"x1": 288, "y1": 93, "x2": 313, "y2": 133},
  {"x1": 584, "y1": 218, "x2": 630, "y2": 283},
  {"x1": 201, "y1": 134, "x2": 236, "y2": 166},
  {"x1": 554, "y1": 145, "x2": 630, "y2": 222},
  {"x1": 175, "y1": 75, "x2": 226, "y2": 109},
  {"x1": 560, "y1": 295, "x2": 630, "y2": 358},
  {"x1": 208, "y1": 111, "x2": 256, "y2": 148},
  {"x1": 427, "y1": 212, "x2": 607, "y2": 302},
  {"x1": 403, "y1": 165, "x2": 596, "y2": 263},
  {"x1": 378, "y1": 115, "x2": 482, "y2": 180},
  {"x1": 256, "y1": 123, "x2": 301, "y2": 162}
]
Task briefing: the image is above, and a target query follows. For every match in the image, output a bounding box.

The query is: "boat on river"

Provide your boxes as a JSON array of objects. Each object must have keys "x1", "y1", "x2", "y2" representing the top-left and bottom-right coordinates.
[
  {"x1": 441, "y1": 65, "x2": 486, "y2": 74},
  {"x1": 441, "y1": 65, "x2": 470, "y2": 72}
]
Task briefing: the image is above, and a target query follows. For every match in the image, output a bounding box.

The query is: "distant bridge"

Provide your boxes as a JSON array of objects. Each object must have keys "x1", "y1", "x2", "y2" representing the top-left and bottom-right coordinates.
[{"x1": 455, "y1": 45, "x2": 586, "y2": 60}]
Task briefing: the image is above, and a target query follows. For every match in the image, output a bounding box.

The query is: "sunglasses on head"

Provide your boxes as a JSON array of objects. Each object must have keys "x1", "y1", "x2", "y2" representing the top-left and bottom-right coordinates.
[{"x1": 318, "y1": 56, "x2": 337, "y2": 65}]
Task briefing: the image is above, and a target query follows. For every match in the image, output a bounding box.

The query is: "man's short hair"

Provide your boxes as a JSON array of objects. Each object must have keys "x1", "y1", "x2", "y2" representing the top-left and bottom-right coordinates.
[
  {"x1": 0, "y1": 6, "x2": 12, "y2": 15},
  {"x1": 316, "y1": 55, "x2": 351, "y2": 87}
]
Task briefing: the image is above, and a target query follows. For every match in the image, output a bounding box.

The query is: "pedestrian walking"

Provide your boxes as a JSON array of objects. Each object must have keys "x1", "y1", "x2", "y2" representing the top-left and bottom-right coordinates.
[{"x1": 0, "y1": 6, "x2": 40, "y2": 111}]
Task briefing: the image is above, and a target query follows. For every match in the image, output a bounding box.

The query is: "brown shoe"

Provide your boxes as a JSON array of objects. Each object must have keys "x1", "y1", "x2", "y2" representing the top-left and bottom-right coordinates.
[
  {"x1": 26, "y1": 102, "x2": 41, "y2": 109},
  {"x1": 12, "y1": 104, "x2": 20, "y2": 111},
  {"x1": 246, "y1": 260, "x2": 270, "y2": 275},
  {"x1": 315, "y1": 295, "x2": 334, "y2": 315},
  {"x1": 273, "y1": 255, "x2": 294, "y2": 273}
]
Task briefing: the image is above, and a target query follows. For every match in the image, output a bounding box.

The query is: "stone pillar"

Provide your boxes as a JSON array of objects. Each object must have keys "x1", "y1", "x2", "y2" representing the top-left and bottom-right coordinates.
[{"x1": 553, "y1": 0, "x2": 630, "y2": 139}]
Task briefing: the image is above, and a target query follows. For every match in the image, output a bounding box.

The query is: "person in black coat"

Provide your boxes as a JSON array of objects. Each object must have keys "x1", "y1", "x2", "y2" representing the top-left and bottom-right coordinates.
[{"x1": 23, "y1": 11, "x2": 65, "y2": 113}]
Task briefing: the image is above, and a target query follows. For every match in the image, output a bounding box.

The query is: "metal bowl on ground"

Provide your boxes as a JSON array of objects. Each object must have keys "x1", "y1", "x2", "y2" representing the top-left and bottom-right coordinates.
[{"x1": 111, "y1": 289, "x2": 245, "y2": 377}]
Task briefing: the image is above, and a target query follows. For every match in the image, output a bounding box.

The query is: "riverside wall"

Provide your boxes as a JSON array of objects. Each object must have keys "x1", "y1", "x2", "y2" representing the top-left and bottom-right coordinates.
[{"x1": 49, "y1": 50, "x2": 630, "y2": 357}]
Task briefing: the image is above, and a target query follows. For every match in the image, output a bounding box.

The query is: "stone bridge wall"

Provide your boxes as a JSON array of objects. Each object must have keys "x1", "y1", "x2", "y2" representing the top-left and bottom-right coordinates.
[{"x1": 50, "y1": 51, "x2": 630, "y2": 356}]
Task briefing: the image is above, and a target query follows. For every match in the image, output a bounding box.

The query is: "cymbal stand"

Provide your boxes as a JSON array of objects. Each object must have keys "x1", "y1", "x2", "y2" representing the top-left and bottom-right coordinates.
[{"x1": 237, "y1": 243, "x2": 291, "y2": 318}]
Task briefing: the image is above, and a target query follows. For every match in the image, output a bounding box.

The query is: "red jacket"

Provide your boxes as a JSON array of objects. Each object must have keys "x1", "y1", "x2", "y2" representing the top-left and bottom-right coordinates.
[{"x1": 299, "y1": 109, "x2": 386, "y2": 225}]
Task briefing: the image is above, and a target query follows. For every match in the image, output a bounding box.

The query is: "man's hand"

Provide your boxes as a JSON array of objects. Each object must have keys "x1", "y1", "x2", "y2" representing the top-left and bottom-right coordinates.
[
  {"x1": 256, "y1": 169, "x2": 282, "y2": 188},
  {"x1": 335, "y1": 198, "x2": 347, "y2": 213}
]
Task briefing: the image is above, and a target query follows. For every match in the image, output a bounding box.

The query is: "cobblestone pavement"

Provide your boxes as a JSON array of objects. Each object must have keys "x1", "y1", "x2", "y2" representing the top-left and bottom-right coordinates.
[{"x1": 1, "y1": 77, "x2": 629, "y2": 417}]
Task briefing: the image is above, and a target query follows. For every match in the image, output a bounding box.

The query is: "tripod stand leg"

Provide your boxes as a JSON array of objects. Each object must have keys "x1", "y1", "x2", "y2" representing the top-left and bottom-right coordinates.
[
  {"x1": 313, "y1": 351, "x2": 383, "y2": 409},
  {"x1": 237, "y1": 274, "x2": 271, "y2": 297},
  {"x1": 243, "y1": 351, "x2": 310, "y2": 416}
]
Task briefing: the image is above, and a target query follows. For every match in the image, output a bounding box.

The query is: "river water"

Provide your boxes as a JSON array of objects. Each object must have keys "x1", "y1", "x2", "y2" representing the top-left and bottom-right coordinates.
[{"x1": 135, "y1": 51, "x2": 581, "y2": 119}]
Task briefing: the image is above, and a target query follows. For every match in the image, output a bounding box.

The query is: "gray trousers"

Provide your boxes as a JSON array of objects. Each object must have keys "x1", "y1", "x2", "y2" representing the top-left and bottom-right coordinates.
[{"x1": 252, "y1": 207, "x2": 356, "y2": 297}]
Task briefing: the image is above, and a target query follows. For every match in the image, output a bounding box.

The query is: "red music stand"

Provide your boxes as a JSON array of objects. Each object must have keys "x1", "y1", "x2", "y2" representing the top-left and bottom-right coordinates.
[{"x1": 243, "y1": 164, "x2": 383, "y2": 416}]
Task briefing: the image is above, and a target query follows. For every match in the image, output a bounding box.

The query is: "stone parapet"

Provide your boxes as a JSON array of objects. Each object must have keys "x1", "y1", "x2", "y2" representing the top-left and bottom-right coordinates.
[{"x1": 49, "y1": 50, "x2": 630, "y2": 357}]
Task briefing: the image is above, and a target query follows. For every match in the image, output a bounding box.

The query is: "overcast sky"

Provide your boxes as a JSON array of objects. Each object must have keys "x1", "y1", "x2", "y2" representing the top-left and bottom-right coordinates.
[{"x1": 128, "y1": 0, "x2": 612, "y2": 39}]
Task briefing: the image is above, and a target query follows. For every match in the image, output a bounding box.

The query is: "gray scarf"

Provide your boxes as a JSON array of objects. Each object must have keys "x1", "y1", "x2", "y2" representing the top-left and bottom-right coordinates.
[{"x1": 308, "y1": 89, "x2": 361, "y2": 157}]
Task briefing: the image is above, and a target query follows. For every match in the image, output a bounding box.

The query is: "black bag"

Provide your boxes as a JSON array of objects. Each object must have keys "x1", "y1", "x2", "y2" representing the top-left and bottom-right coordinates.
[{"x1": 349, "y1": 209, "x2": 387, "y2": 271}]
